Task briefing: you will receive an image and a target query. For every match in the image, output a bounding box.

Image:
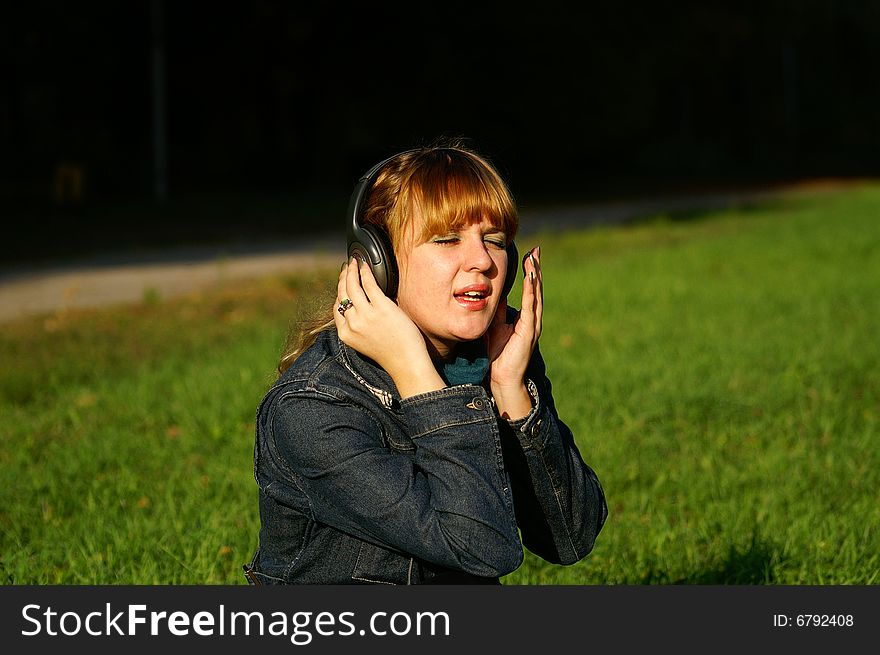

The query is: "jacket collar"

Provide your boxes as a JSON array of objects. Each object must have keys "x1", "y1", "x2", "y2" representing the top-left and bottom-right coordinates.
[{"x1": 329, "y1": 329, "x2": 490, "y2": 410}]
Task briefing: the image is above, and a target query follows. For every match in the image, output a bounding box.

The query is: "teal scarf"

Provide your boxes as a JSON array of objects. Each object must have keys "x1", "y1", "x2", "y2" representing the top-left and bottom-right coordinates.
[{"x1": 442, "y1": 342, "x2": 490, "y2": 386}]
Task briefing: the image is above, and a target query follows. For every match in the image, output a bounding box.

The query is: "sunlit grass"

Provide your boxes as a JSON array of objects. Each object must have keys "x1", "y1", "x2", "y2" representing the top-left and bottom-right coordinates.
[
  {"x1": 505, "y1": 185, "x2": 880, "y2": 584},
  {"x1": 2, "y1": 185, "x2": 878, "y2": 584},
  {"x1": 0, "y1": 273, "x2": 336, "y2": 584}
]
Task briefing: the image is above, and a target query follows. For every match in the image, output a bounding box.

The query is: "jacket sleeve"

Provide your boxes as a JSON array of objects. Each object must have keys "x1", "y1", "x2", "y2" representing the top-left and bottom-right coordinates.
[
  {"x1": 497, "y1": 345, "x2": 608, "y2": 565},
  {"x1": 264, "y1": 384, "x2": 524, "y2": 578}
]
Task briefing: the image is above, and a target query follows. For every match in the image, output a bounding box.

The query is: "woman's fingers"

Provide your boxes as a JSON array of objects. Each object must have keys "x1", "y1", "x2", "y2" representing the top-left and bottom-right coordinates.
[
  {"x1": 519, "y1": 260, "x2": 536, "y2": 334},
  {"x1": 520, "y1": 247, "x2": 545, "y2": 338},
  {"x1": 336, "y1": 258, "x2": 367, "y2": 330},
  {"x1": 333, "y1": 264, "x2": 350, "y2": 330},
  {"x1": 344, "y1": 256, "x2": 371, "y2": 307},
  {"x1": 533, "y1": 246, "x2": 543, "y2": 283},
  {"x1": 356, "y1": 255, "x2": 385, "y2": 303},
  {"x1": 532, "y1": 246, "x2": 543, "y2": 339},
  {"x1": 336, "y1": 263, "x2": 349, "y2": 306}
]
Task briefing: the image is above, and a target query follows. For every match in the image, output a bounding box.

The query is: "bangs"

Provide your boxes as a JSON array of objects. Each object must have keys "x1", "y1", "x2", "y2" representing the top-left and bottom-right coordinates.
[{"x1": 400, "y1": 150, "x2": 518, "y2": 245}]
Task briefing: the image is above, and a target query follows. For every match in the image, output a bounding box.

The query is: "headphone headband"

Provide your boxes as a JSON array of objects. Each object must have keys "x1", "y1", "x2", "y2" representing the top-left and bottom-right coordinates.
[{"x1": 346, "y1": 150, "x2": 418, "y2": 261}]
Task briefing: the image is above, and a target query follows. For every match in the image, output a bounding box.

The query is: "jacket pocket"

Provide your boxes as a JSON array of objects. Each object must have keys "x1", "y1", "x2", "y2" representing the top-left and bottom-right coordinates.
[{"x1": 351, "y1": 541, "x2": 413, "y2": 585}]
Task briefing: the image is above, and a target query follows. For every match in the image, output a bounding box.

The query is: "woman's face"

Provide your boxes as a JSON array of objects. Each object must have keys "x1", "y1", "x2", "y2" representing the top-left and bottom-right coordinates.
[{"x1": 396, "y1": 215, "x2": 509, "y2": 360}]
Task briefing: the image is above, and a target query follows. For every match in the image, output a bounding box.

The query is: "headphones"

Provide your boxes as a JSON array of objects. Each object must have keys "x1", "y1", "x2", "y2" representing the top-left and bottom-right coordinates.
[{"x1": 346, "y1": 149, "x2": 519, "y2": 300}]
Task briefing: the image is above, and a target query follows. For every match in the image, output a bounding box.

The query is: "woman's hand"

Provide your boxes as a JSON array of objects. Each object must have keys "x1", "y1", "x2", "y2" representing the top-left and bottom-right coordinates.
[
  {"x1": 334, "y1": 257, "x2": 445, "y2": 399},
  {"x1": 485, "y1": 246, "x2": 543, "y2": 420}
]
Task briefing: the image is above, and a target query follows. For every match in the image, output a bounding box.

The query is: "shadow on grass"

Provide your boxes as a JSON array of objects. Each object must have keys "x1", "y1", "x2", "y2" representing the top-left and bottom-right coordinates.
[{"x1": 640, "y1": 533, "x2": 786, "y2": 584}]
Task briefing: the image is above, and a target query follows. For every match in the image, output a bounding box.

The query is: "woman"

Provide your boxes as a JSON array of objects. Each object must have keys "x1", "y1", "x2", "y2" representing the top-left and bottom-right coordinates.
[{"x1": 246, "y1": 142, "x2": 606, "y2": 584}]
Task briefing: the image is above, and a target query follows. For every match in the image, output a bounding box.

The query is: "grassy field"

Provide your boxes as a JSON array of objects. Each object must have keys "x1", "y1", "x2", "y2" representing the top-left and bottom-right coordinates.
[{"x1": 1, "y1": 184, "x2": 878, "y2": 584}]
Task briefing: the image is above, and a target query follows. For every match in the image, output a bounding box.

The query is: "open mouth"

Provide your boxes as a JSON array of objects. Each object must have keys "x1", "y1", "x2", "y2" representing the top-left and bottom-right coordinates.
[{"x1": 454, "y1": 286, "x2": 490, "y2": 309}]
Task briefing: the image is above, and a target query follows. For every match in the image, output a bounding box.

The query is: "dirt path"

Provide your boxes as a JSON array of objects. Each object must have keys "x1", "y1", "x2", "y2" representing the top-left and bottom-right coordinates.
[
  {"x1": 0, "y1": 180, "x2": 860, "y2": 324},
  {"x1": 0, "y1": 234, "x2": 346, "y2": 323}
]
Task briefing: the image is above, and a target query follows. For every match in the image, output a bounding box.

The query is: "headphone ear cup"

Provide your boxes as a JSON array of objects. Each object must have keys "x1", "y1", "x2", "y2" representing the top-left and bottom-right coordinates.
[
  {"x1": 503, "y1": 241, "x2": 519, "y2": 297},
  {"x1": 348, "y1": 225, "x2": 399, "y2": 299}
]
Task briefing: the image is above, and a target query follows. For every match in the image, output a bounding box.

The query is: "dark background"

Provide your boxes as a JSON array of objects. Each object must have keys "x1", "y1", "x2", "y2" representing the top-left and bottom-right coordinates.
[{"x1": 3, "y1": 0, "x2": 878, "y2": 266}]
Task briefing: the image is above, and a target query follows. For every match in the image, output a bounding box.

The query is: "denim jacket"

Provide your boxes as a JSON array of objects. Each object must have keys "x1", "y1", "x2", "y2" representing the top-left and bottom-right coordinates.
[{"x1": 246, "y1": 327, "x2": 607, "y2": 584}]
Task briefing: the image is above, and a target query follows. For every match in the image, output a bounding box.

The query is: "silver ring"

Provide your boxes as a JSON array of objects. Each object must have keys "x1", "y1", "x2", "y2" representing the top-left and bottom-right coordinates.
[{"x1": 337, "y1": 298, "x2": 353, "y2": 315}]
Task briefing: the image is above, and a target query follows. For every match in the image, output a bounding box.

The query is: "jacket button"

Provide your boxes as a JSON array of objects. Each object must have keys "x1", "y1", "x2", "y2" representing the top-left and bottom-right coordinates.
[
  {"x1": 466, "y1": 398, "x2": 485, "y2": 410},
  {"x1": 530, "y1": 419, "x2": 542, "y2": 436}
]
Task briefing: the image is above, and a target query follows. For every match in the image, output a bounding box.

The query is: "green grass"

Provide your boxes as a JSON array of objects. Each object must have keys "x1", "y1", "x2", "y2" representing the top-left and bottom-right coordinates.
[{"x1": 2, "y1": 185, "x2": 878, "y2": 584}]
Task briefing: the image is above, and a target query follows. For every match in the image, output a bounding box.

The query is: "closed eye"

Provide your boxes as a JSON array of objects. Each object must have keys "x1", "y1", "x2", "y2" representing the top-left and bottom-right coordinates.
[{"x1": 430, "y1": 232, "x2": 506, "y2": 248}]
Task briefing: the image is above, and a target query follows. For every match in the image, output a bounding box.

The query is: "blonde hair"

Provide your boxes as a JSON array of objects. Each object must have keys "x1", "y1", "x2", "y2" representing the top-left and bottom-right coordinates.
[{"x1": 277, "y1": 139, "x2": 519, "y2": 376}]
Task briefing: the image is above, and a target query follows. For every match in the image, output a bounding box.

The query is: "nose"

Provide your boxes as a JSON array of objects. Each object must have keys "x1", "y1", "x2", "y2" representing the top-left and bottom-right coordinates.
[{"x1": 462, "y1": 234, "x2": 495, "y2": 275}]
